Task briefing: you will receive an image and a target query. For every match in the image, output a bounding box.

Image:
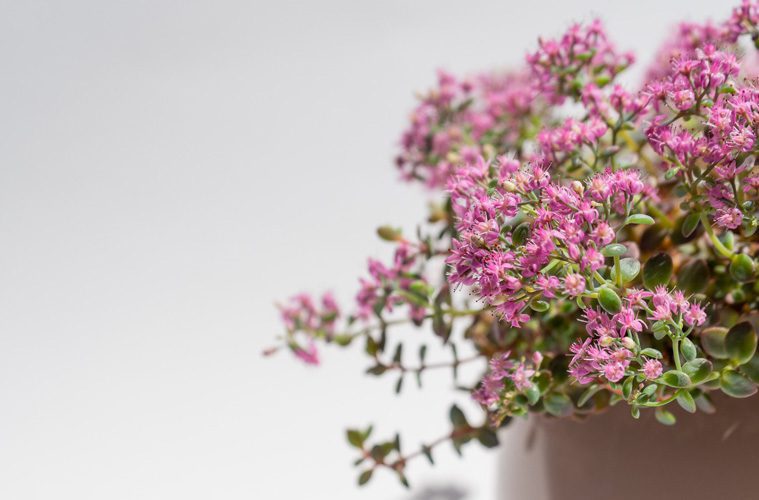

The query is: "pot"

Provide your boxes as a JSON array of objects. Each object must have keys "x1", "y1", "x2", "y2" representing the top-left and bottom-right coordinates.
[{"x1": 498, "y1": 394, "x2": 759, "y2": 500}]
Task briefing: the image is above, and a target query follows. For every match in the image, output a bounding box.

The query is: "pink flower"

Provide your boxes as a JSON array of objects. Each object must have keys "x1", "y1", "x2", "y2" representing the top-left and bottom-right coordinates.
[
  {"x1": 564, "y1": 273, "x2": 586, "y2": 297},
  {"x1": 684, "y1": 303, "x2": 707, "y2": 327},
  {"x1": 714, "y1": 207, "x2": 743, "y2": 229},
  {"x1": 643, "y1": 359, "x2": 663, "y2": 380},
  {"x1": 603, "y1": 362, "x2": 626, "y2": 382},
  {"x1": 510, "y1": 364, "x2": 536, "y2": 391},
  {"x1": 293, "y1": 342, "x2": 320, "y2": 366},
  {"x1": 613, "y1": 307, "x2": 645, "y2": 336}
]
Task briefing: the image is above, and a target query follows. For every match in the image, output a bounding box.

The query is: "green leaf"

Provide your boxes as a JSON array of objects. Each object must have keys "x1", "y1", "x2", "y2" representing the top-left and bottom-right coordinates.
[
  {"x1": 366, "y1": 365, "x2": 387, "y2": 376},
  {"x1": 680, "y1": 337, "x2": 697, "y2": 362},
  {"x1": 741, "y1": 355, "x2": 759, "y2": 383},
  {"x1": 392, "y1": 344, "x2": 403, "y2": 363},
  {"x1": 720, "y1": 369, "x2": 758, "y2": 398},
  {"x1": 512, "y1": 222, "x2": 530, "y2": 246},
  {"x1": 700, "y1": 327, "x2": 729, "y2": 359},
  {"x1": 543, "y1": 393, "x2": 573, "y2": 417},
  {"x1": 725, "y1": 321, "x2": 757, "y2": 365},
  {"x1": 358, "y1": 469, "x2": 374, "y2": 486},
  {"x1": 676, "y1": 390, "x2": 696, "y2": 413},
  {"x1": 525, "y1": 384, "x2": 541, "y2": 405},
  {"x1": 577, "y1": 384, "x2": 601, "y2": 407},
  {"x1": 641, "y1": 384, "x2": 658, "y2": 397},
  {"x1": 395, "y1": 375, "x2": 404, "y2": 394},
  {"x1": 622, "y1": 376, "x2": 634, "y2": 399},
  {"x1": 529, "y1": 298, "x2": 550, "y2": 312},
  {"x1": 626, "y1": 214, "x2": 655, "y2": 226},
  {"x1": 397, "y1": 472, "x2": 410, "y2": 489},
  {"x1": 643, "y1": 253, "x2": 673, "y2": 289},
  {"x1": 602, "y1": 243, "x2": 627, "y2": 257},
  {"x1": 695, "y1": 393, "x2": 716, "y2": 414},
  {"x1": 421, "y1": 445, "x2": 434, "y2": 464},
  {"x1": 660, "y1": 370, "x2": 691, "y2": 388},
  {"x1": 449, "y1": 405, "x2": 469, "y2": 428},
  {"x1": 640, "y1": 348, "x2": 662, "y2": 359},
  {"x1": 655, "y1": 408, "x2": 676, "y2": 425},
  {"x1": 729, "y1": 254, "x2": 755, "y2": 282},
  {"x1": 652, "y1": 320, "x2": 670, "y2": 340},
  {"x1": 617, "y1": 258, "x2": 641, "y2": 284},
  {"x1": 682, "y1": 358, "x2": 712, "y2": 384},
  {"x1": 631, "y1": 405, "x2": 640, "y2": 419},
  {"x1": 681, "y1": 212, "x2": 701, "y2": 238},
  {"x1": 597, "y1": 287, "x2": 622, "y2": 314},
  {"x1": 677, "y1": 259, "x2": 709, "y2": 294},
  {"x1": 347, "y1": 429, "x2": 365, "y2": 448},
  {"x1": 477, "y1": 428, "x2": 500, "y2": 448}
]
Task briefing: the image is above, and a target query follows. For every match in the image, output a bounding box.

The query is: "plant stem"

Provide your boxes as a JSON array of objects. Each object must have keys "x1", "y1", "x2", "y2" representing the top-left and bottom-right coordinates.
[
  {"x1": 672, "y1": 337, "x2": 682, "y2": 372},
  {"x1": 699, "y1": 213, "x2": 733, "y2": 258}
]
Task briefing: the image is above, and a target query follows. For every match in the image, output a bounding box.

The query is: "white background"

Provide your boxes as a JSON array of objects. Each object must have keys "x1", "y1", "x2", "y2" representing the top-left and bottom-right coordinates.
[{"x1": 0, "y1": 1, "x2": 730, "y2": 499}]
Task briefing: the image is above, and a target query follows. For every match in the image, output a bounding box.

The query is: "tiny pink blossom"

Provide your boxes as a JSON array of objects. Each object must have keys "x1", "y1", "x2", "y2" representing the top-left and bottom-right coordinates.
[
  {"x1": 564, "y1": 273, "x2": 586, "y2": 297},
  {"x1": 643, "y1": 359, "x2": 663, "y2": 380}
]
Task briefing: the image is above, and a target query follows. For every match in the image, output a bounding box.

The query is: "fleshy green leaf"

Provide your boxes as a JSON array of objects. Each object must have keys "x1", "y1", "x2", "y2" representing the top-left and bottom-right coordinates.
[
  {"x1": 729, "y1": 254, "x2": 754, "y2": 282},
  {"x1": 543, "y1": 393, "x2": 573, "y2": 417},
  {"x1": 597, "y1": 287, "x2": 622, "y2": 314},
  {"x1": 660, "y1": 370, "x2": 691, "y2": 388},
  {"x1": 720, "y1": 369, "x2": 758, "y2": 398},
  {"x1": 682, "y1": 358, "x2": 712, "y2": 384},
  {"x1": 640, "y1": 348, "x2": 662, "y2": 359},
  {"x1": 655, "y1": 408, "x2": 676, "y2": 425},
  {"x1": 680, "y1": 338, "x2": 697, "y2": 362},
  {"x1": 577, "y1": 384, "x2": 601, "y2": 407},
  {"x1": 676, "y1": 390, "x2": 696, "y2": 413},
  {"x1": 677, "y1": 259, "x2": 709, "y2": 294},
  {"x1": 725, "y1": 321, "x2": 757, "y2": 365},
  {"x1": 625, "y1": 214, "x2": 655, "y2": 226},
  {"x1": 525, "y1": 384, "x2": 541, "y2": 406},
  {"x1": 700, "y1": 327, "x2": 729, "y2": 359},
  {"x1": 741, "y1": 355, "x2": 759, "y2": 383},
  {"x1": 681, "y1": 212, "x2": 701, "y2": 238},
  {"x1": 642, "y1": 253, "x2": 673, "y2": 289},
  {"x1": 622, "y1": 376, "x2": 634, "y2": 399},
  {"x1": 602, "y1": 243, "x2": 627, "y2": 257},
  {"x1": 617, "y1": 258, "x2": 641, "y2": 284}
]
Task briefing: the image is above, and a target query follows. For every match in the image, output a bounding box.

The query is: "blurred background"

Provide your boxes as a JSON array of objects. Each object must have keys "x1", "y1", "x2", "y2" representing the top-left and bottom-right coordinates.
[{"x1": 0, "y1": 1, "x2": 731, "y2": 499}]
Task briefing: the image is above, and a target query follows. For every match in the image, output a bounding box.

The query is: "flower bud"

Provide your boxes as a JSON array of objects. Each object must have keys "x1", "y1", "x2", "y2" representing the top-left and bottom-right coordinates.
[
  {"x1": 502, "y1": 180, "x2": 517, "y2": 192},
  {"x1": 621, "y1": 337, "x2": 636, "y2": 350},
  {"x1": 571, "y1": 180, "x2": 584, "y2": 196},
  {"x1": 599, "y1": 335, "x2": 613, "y2": 347}
]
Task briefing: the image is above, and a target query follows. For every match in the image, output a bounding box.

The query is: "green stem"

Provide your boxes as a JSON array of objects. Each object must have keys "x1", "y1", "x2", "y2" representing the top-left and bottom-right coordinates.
[
  {"x1": 672, "y1": 337, "x2": 682, "y2": 372},
  {"x1": 646, "y1": 203, "x2": 674, "y2": 229},
  {"x1": 699, "y1": 213, "x2": 733, "y2": 258},
  {"x1": 613, "y1": 255, "x2": 622, "y2": 288}
]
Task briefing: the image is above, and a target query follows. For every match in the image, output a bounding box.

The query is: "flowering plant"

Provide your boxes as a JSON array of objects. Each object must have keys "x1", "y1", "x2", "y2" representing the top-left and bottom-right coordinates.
[{"x1": 267, "y1": 2, "x2": 759, "y2": 488}]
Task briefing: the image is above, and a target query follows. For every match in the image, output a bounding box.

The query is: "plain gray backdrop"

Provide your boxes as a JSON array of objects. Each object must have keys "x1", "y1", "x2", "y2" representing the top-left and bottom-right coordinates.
[{"x1": 0, "y1": 1, "x2": 730, "y2": 499}]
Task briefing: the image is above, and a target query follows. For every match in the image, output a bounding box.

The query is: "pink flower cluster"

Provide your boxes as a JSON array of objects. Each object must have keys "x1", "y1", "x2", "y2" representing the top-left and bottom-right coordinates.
[
  {"x1": 356, "y1": 243, "x2": 429, "y2": 323},
  {"x1": 473, "y1": 351, "x2": 542, "y2": 407},
  {"x1": 396, "y1": 70, "x2": 541, "y2": 188},
  {"x1": 568, "y1": 287, "x2": 706, "y2": 385},
  {"x1": 278, "y1": 292, "x2": 341, "y2": 365},
  {"x1": 446, "y1": 155, "x2": 650, "y2": 327},
  {"x1": 645, "y1": 45, "x2": 759, "y2": 229},
  {"x1": 526, "y1": 19, "x2": 634, "y2": 104},
  {"x1": 644, "y1": 1, "x2": 758, "y2": 83}
]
